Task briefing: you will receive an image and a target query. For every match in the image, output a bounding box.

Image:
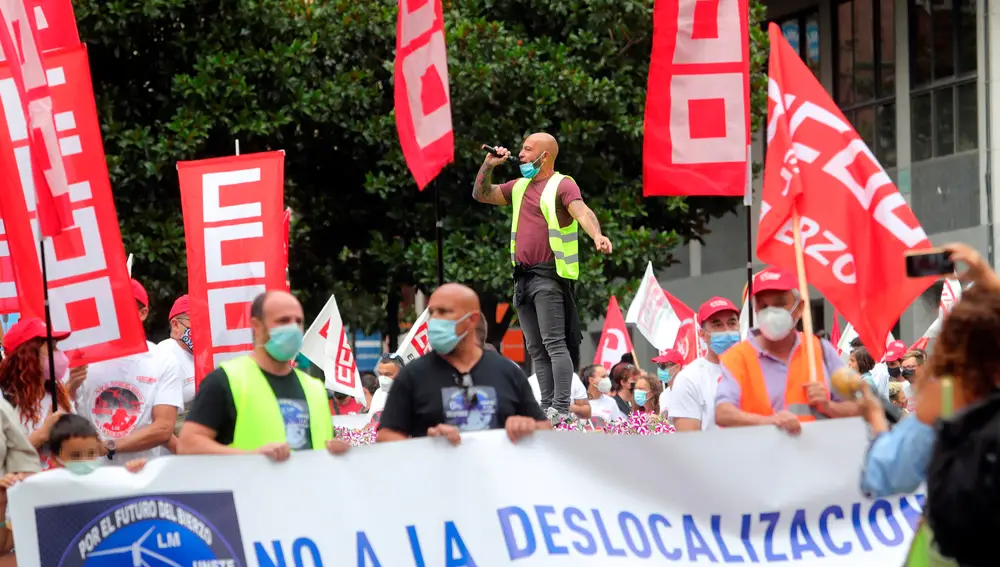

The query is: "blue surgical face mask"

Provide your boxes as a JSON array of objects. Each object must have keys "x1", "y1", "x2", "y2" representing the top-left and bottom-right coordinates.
[
  {"x1": 264, "y1": 324, "x2": 304, "y2": 362},
  {"x1": 657, "y1": 368, "x2": 673, "y2": 384},
  {"x1": 709, "y1": 331, "x2": 741, "y2": 355},
  {"x1": 634, "y1": 390, "x2": 648, "y2": 407},
  {"x1": 64, "y1": 459, "x2": 102, "y2": 475},
  {"x1": 427, "y1": 313, "x2": 471, "y2": 354},
  {"x1": 519, "y1": 155, "x2": 544, "y2": 179}
]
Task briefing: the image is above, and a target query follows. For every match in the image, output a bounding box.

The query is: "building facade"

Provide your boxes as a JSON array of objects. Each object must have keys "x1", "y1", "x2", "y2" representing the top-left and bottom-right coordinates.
[{"x1": 581, "y1": 0, "x2": 993, "y2": 365}]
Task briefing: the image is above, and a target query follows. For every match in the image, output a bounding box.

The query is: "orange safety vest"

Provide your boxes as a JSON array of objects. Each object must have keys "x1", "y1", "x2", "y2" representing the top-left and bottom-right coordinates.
[{"x1": 718, "y1": 334, "x2": 827, "y2": 422}]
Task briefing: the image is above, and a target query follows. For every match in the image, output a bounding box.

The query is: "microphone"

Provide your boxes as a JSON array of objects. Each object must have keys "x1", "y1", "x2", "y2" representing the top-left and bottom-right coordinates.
[
  {"x1": 830, "y1": 367, "x2": 903, "y2": 424},
  {"x1": 481, "y1": 144, "x2": 517, "y2": 162}
]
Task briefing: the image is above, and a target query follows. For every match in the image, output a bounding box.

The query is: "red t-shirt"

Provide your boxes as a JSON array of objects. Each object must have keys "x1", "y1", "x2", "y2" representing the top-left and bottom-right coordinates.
[
  {"x1": 330, "y1": 398, "x2": 364, "y2": 415},
  {"x1": 499, "y1": 174, "x2": 582, "y2": 266}
]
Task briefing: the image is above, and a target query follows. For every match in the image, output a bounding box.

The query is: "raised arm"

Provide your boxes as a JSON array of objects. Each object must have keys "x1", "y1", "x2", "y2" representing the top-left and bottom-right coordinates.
[
  {"x1": 567, "y1": 200, "x2": 612, "y2": 253},
  {"x1": 472, "y1": 161, "x2": 509, "y2": 206}
]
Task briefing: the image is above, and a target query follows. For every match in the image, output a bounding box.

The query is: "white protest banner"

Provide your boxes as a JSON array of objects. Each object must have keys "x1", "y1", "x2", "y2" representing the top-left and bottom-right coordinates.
[
  {"x1": 625, "y1": 262, "x2": 680, "y2": 350},
  {"x1": 11, "y1": 419, "x2": 919, "y2": 567},
  {"x1": 396, "y1": 307, "x2": 430, "y2": 363}
]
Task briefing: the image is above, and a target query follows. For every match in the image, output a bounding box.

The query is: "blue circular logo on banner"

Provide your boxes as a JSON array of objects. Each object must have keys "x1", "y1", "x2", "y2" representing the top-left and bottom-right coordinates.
[{"x1": 49, "y1": 495, "x2": 244, "y2": 567}]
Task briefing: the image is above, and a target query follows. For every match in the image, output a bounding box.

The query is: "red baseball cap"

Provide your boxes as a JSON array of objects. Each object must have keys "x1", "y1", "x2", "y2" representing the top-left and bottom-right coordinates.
[
  {"x1": 883, "y1": 340, "x2": 907, "y2": 362},
  {"x1": 4, "y1": 317, "x2": 70, "y2": 352},
  {"x1": 752, "y1": 267, "x2": 797, "y2": 295},
  {"x1": 169, "y1": 295, "x2": 189, "y2": 320},
  {"x1": 698, "y1": 297, "x2": 740, "y2": 324},
  {"x1": 652, "y1": 350, "x2": 683, "y2": 365},
  {"x1": 131, "y1": 279, "x2": 149, "y2": 307}
]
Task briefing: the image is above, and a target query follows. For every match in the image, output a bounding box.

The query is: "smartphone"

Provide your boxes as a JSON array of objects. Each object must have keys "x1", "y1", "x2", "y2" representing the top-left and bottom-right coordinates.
[{"x1": 905, "y1": 248, "x2": 955, "y2": 278}]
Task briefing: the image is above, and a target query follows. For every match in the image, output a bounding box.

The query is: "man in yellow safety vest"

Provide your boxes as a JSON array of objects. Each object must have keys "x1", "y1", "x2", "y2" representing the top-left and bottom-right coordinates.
[
  {"x1": 179, "y1": 290, "x2": 349, "y2": 461},
  {"x1": 472, "y1": 132, "x2": 612, "y2": 421}
]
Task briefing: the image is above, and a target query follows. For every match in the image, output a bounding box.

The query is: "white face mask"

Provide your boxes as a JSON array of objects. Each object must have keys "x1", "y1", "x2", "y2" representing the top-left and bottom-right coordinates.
[
  {"x1": 378, "y1": 375, "x2": 393, "y2": 392},
  {"x1": 757, "y1": 305, "x2": 797, "y2": 341},
  {"x1": 596, "y1": 377, "x2": 612, "y2": 394}
]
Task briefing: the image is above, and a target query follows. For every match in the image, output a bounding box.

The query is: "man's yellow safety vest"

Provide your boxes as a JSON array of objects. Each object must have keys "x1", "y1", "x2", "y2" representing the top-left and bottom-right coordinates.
[
  {"x1": 221, "y1": 356, "x2": 333, "y2": 451},
  {"x1": 510, "y1": 172, "x2": 580, "y2": 280}
]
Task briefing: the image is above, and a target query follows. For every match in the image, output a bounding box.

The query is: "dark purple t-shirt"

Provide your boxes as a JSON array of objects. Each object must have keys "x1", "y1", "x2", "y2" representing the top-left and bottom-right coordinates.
[{"x1": 499, "y1": 174, "x2": 582, "y2": 265}]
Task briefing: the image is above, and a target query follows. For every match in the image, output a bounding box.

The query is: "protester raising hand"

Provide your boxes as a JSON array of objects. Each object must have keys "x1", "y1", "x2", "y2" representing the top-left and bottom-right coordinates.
[{"x1": 943, "y1": 242, "x2": 1000, "y2": 292}]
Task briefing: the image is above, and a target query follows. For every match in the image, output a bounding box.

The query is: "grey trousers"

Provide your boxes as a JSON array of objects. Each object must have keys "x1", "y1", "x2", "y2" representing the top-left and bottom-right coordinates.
[{"x1": 517, "y1": 276, "x2": 573, "y2": 413}]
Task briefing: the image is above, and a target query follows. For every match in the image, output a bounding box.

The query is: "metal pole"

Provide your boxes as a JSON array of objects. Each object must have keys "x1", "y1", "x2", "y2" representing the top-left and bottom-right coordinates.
[
  {"x1": 39, "y1": 240, "x2": 58, "y2": 412},
  {"x1": 434, "y1": 183, "x2": 445, "y2": 287}
]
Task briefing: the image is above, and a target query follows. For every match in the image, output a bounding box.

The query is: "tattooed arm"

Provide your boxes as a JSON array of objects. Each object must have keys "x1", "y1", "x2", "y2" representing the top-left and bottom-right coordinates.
[
  {"x1": 567, "y1": 200, "x2": 613, "y2": 254},
  {"x1": 567, "y1": 200, "x2": 602, "y2": 239},
  {"x1": 472, "y1": 162, "x2": 508, "y2": 206}
]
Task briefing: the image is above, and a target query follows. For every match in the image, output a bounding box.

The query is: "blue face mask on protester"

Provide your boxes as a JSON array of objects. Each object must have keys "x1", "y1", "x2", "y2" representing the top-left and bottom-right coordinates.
[
  {"x1": 64, "y1": 459, "x2": 102, "y2": 475},
  {"x1": 657, "y1": 368, "x2": 673, "y2": 383},
  {"x1": 264, "y1": 324, "x2": 304, "y2": 362},
  {"x1": 709, "y1": 331, "x2": 741, "y2": 355},
  {"x1": 634, "y1": 390, "x2": 648, "y2": 407},
  {"x1": 427, "y1": 313, "x2": 471, "y2": 354},
  {"x1": 519, "y1": 154, "x2": 544, "y2": 179}
]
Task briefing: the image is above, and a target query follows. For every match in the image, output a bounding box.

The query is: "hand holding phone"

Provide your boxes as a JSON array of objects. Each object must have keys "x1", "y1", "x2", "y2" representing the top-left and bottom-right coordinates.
[{"x1": 905, "y1": 248, "x2": 955, "y2": 278}]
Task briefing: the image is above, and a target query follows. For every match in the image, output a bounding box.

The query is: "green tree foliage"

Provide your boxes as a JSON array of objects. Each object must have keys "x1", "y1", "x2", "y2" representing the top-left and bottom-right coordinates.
[{"x1": 75, "y1": 0, "x2": 768, "y2": 342}]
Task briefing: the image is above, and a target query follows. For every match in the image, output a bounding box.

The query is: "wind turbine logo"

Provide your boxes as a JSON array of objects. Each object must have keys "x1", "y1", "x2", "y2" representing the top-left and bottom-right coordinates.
[{"x1": 85, "y1": 526, "x2": 182, "y2": 567}]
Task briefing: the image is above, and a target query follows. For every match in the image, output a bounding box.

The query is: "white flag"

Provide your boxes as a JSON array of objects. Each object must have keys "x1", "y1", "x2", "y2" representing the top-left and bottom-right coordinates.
[
  {"x1": 395, "y1": 308, "x2": 431, "y2": 364},
  {"x1": 322, "y1": 297, "x2": 365, "y2": 402},
  {"x1": 300, "y1": 294, "x2": 365, "y2": 403},
  {"x1": 126, "y1": 254, "x2": 134, "y2": 277},
  {"x1": 625, "y1": 262, "x2": 680, "y2": 350},
  {"x1": 300, "y1": 295, "x2": 340, "y2": 367},
  {"x1": 910, "y1": 277, "x2": 963, "y2": 350},
  {"x1": 836, "y1": 323, "x2": 895, "y2": 363}
]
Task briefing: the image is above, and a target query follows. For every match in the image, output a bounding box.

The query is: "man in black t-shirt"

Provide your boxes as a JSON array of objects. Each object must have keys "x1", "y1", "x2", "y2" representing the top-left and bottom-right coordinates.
[
  {"x1": 378, "y1": 284, "x2": 549, "y2": 444},
  {"x1": 179, "y1": 291, "x2": 349, "y2": 461}
]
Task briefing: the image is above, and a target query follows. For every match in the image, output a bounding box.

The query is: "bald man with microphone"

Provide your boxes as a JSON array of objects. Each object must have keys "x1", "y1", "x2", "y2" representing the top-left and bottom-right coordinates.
[{"x1": 473, "y1": 132, "x2": 612, "y2": 421}]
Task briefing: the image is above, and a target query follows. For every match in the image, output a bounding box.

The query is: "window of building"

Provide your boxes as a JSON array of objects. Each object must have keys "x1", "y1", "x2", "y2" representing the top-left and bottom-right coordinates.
[
  {"x1": 909, "y1": 0, "x2": 977, "y2": 161},
  {"x1": 776, "y1": 10, "x2": 821, "y2": 79},
  {"x1": 835, "y1": 0, "x2": 897, "y2": 168}
]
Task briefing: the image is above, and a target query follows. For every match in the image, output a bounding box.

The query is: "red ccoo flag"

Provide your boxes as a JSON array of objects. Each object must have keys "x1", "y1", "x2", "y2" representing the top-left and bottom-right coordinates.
[
  {"x1": 393, "y1": 0, "x2": 454, "y2": 190},
  {"x1": 757, "y1": 24, "x2": 935, "y2": 361},
  {"x1": 0, "y1": 0, "x2": 75, "y2": 236},
  {"x1": 643, "y1": 0, "x2": 751, "y2": 197}
]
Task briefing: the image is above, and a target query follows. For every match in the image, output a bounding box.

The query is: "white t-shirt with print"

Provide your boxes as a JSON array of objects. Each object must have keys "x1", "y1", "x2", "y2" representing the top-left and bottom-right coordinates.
[
  {"x1": 588, "y1": 395, "x2": 625, "y2": 424},
  {"x1": 667, "y1": 357, "x2": 723, "y2": 430},
  {"x1": 527, "y1": 373, "x2": 587, "y2": 404},
  {"x1": 76, "y1": 341, "x2": 184, "y2": 465},
  {"x1": 658, "y1": 387, "x2": 672, "y2": 416},
  {"x1": 157, "y1": 338, "x2": 196, "y2": 406}
]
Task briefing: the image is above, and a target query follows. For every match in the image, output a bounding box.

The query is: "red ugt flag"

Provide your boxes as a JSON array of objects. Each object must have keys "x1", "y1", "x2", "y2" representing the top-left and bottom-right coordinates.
[
  {"x1": 757, "y1": 24, "x2": 935, "y2": 361},
  {"x1": 394, "y1": 0, "x2": 454, "y2": 190},
  {"x1": 643, "y1": 0, "x2": 750, "y2": 197}
]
